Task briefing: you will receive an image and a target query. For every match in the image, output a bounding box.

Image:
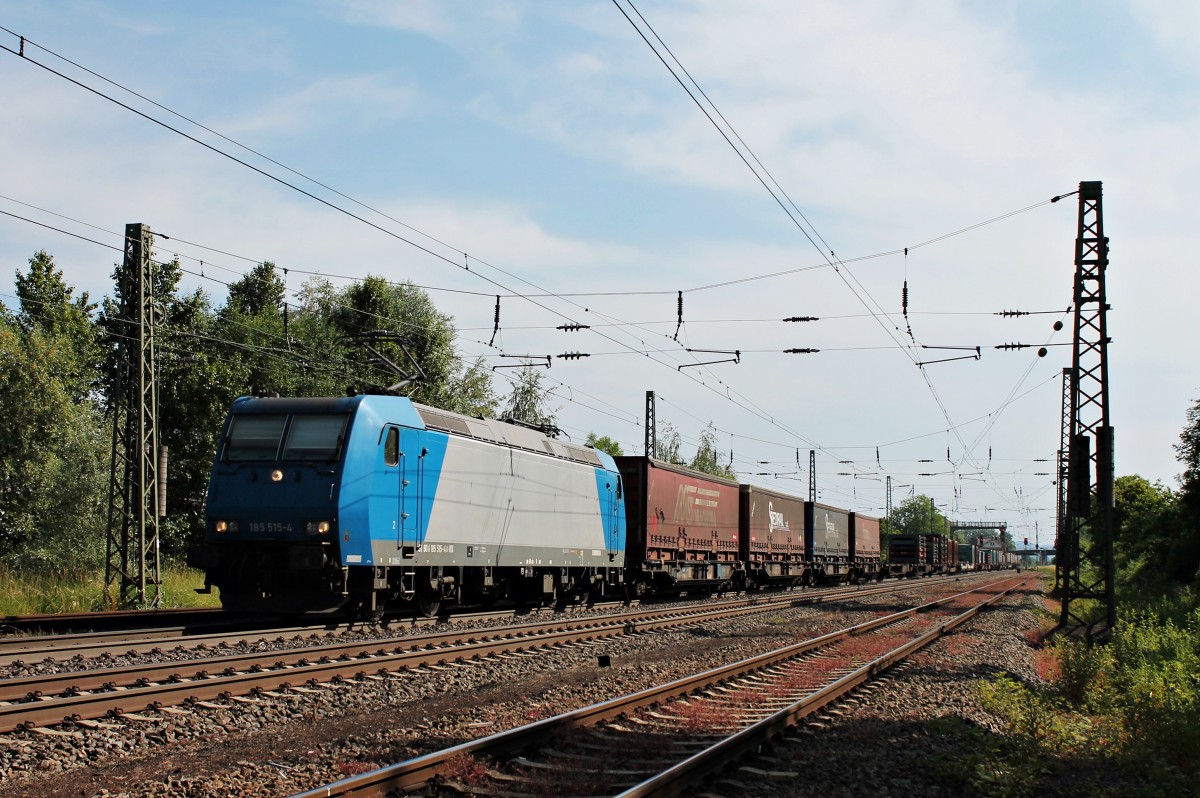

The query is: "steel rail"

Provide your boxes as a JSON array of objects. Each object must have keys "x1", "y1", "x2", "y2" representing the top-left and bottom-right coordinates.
[
  {"x1": 0, "y1": 577, "x2": 985, "y2": 733},
  {"x1": 0, "y1": 573, "x2": 977, "y2": 668},
  {"x1": 285, "y1": 575, "x2": 1030, "y2": 798},
  {"x1": 0, "y1": 607, "x2": 226, "y2": 635},
  {"x1": 617, "y1": 574, "x2": 1034, "y2": 796},
  {"x1": 0, "y1": 605, "x2": 567, "y2": 665}
]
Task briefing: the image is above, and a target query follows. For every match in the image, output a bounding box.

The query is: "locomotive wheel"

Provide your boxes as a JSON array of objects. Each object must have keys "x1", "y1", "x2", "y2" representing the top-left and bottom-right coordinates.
[
  {"x1": 364, "y1": 602, "x2": 385, "y2": 624},
  {"x1": 416, "y1": 582, "x2": 441, "y2": 617}
]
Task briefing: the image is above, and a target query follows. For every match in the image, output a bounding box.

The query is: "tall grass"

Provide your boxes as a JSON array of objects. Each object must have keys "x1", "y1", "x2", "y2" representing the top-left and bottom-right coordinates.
[
  {"x1": 0, "y1": 565, "x2": 221, "y2": 615},
  {"x1": 977, "y1": 606, "x2": 1200, "y2": 796}
]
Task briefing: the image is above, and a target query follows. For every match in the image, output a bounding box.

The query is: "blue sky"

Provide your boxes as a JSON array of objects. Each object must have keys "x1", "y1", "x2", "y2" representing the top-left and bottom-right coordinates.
[{"x1": 2, "y1": 0, "x2": 1198, "y2": 543}]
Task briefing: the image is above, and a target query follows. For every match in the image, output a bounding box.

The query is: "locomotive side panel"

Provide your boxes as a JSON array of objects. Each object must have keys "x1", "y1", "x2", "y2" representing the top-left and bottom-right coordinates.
[{"x1": 409, "y1": 432, "x2": 620, "y2": 568}]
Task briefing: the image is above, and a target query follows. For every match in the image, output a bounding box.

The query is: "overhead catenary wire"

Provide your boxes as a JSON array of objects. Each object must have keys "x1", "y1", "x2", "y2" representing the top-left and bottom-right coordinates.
[
  {"x1": 0, "y1": 205, "x2": 1059, "y2": 524},
  {"x1": 610, "y1": 0, "x2": 1071, "y2": 516},
  {"x1": 4, "y1": 29, "x2": 1065, "y2": 528}
]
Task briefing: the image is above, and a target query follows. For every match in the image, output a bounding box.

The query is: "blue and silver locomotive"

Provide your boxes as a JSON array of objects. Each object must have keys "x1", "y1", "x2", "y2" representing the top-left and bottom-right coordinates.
[{"x1": 188, "y1": 395, "x2": 627, "y2": 616}]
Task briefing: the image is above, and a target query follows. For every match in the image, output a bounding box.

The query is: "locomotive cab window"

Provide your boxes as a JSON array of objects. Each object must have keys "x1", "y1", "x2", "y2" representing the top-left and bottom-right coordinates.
[
  {"x1": 225, "y1": 414, "x2": 287, "y2": 461},
  {"x1": 282, "y1": 414, "x2": 348, "y2": 462},
  {"x1": 383, "y1": 427, "x2": 399, "y2": 467}
]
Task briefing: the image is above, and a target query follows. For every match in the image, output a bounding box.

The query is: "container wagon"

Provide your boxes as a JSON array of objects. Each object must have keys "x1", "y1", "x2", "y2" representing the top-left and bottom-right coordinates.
[
  {"x1": 739, "y1": 484, "x2": 805, "y2": 588},
  {"x1": 614, "y1": 456, "x2": 741, "y2": 596},
  {"x1": 924, "y1": 533, "x2": 949, "y2": 572},
  {"x1": 886, "y1": 533, "x2": 928, "y2": 577},
  {"x1": 804, "y1": 502, "x2": 850, "y2": 582},
  {"x1": 848, "y1": 512, "x2": 882, "y2": 581},
  {"x1": 958, "y1": 543, "x2": 977, "y2": 571}
]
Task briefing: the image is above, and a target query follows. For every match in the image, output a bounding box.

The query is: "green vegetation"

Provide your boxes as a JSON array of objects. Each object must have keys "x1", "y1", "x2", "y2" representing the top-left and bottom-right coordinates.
[
  {"x1": 961, "y1": 397, "x2": 1200, "y2": 796},
  {"x1": 969, "y1": 603, "x2": 1200, "y2": 797},
  {"x1": 585, "y1": 432, "x2": 623, "y2": 457},
  {"x1": 0, "y1": 566, "x2": 222, "y2": 615},
  {"x1": 652, "y1": 420, "x2": 736, "y2": 479}
]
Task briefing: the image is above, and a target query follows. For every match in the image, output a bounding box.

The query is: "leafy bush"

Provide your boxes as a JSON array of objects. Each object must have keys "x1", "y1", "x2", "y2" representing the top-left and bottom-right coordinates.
[
  {"x1": 1108, "y1": 608, "x2": 1200, "y2": 772},
  {"x1": 978, "y1": 606, "x2": 1200, "y2": 795}
]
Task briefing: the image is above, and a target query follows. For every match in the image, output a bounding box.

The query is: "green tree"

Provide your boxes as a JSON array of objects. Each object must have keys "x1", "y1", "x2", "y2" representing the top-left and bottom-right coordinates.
[
  {"x1": 0, "y1": 252, "x2": 108, "y2": 567},
  {"x1": 155, "y1": 288, "x2": 248, "y2": 554},
  {"x1": 586, "y1": 432, "x2": 623, "y2": 457},
  {"x1": 14, "y1": 250, "x2": 100, "y2": 399},
  {"x1": 1173, "y1": 398, "x2": 1200, "y2": 584},
  {"x1": 0, "y1": 315, "x2": 108, "y2": 568},
  {"x1": 501, "y1": 364, "x2": 558, "y2": 428},
  {"x1": 653, "y1": 421, "x2": 682, "y2": 464},
  {"x1": 216, "y1": 261, "x2": 295, "y2": 397},
  {"x1": 331, "y1": 275, "x2": 458, "y2": 404},
  {"x1": 298, "y1": 275, "x2": 497, "y2": 411},
  {"x1": 225, "y1": 261, "x2": 285, "y2": 317},
  {"x1": 442, "y1": 356, "x2": 499, "y2": 418},
  {"x1": 1113, "y1": 474, "x2": 1181, "y2": 593},
  {"x1": 690, "y1": 422, "x2": 735, "y2": 479},
  {"x1": 888, "y1": 494, "x2": 950, "y2": 536}
]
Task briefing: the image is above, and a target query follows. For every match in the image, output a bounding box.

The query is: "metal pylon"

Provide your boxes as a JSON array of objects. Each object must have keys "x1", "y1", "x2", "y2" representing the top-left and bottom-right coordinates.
[
  {"x1": 645, "y1": 390, "x2": 656, "y2": 458},
  {"x1": 1054, "y1": 367, "x2": 1072, "y2": 595},
  {"x1": 103, "y1": 223, "x2": 162, "y2": 609},
  {"x1": 1057, "y1": 182, "x2": 1116, "y2": 633},
  {"x1": 808, "y1": 450, "x2": 816, "y2": 502}
]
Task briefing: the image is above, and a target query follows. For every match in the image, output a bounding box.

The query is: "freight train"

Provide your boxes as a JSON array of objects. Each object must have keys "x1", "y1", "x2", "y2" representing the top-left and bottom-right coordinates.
[{"x1": 187, "y1": 395, "x2": 1005, "y2": 617}]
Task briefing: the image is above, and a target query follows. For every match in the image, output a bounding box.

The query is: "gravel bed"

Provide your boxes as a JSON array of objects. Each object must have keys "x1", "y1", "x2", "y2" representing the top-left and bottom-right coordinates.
[
  {"x1": 0, "y1": 575, "x2": 1035, "y2": 797},
  {"x1": 716, "y1": 582, "x2": 1049, "y2": 798},
  {"x1": 0, "y1": 592, "x2": 797, "y2": 680}
]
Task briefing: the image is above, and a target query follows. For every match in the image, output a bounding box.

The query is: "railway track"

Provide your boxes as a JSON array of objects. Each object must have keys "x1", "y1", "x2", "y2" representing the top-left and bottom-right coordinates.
[
  {"x1": 288, "y1": 574, "x2": 1033, "y2": 797},
  {"x1": 0, "y1": 575, "x2": 975, "y2": 667},
  {"x1": 0, "y1": 607, "x2": 233, "y2": 636},
  {"x1": 0, "y1": 575, "x2": 988, "y2": 734}
]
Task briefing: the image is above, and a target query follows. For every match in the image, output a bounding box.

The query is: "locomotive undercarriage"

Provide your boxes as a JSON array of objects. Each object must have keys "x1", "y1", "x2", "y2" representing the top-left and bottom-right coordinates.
[
  {"x1": 193, "y1": 535, "x2": 626, "y2": 618},
  {"x1": 356, "y1": 563, "x2": 623, "y2": 618},
  {"x1": 187, "y1": 541, "x2": 347, "y2": 614}
]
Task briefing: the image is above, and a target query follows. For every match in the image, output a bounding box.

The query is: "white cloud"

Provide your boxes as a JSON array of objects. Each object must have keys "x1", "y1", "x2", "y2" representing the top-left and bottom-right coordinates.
[
  {"x1": 218, "y1": 73, "x2": 422, "y2": 138},
  {"x1": 1128, "y1": 0, "x2": 1200, "y2": 74},
  {"x1": 1, "y1": 0, "x2": 1197, "y2": 524},
  {"x1": 335, "y1": 0, "x2": 451, "y2": 36}
]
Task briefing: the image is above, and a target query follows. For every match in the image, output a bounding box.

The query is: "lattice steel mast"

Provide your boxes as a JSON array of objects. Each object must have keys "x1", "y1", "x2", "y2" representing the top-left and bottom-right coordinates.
[
  {"x1": 1057, "y1": 182, "x2": 1116, "y2": 633},
  {"x1": 1054, "y1": 367, "x2": 1072, "y2": 587},
  {"x1": 104, "y1": 223, "x2": 162, "y2": 608},
  {"x1": 645, "y1": 390, "x2": 656, "y2": 458},
  {"x1": 808, "y1": 450, "x2": 816, "y2": 502}
]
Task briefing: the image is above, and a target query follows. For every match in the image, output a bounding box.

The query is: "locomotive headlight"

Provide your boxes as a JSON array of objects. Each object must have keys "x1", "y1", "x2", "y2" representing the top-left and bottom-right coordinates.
[
  {"x1": 270, "y1": 469, "x2": 284, "y2": 483},
  {"x1": 214, "y1": 520, "x2": 239, "y2": 533},
  {"x1": 305, "y1": 520, "x2": 333, "y2": 535}
]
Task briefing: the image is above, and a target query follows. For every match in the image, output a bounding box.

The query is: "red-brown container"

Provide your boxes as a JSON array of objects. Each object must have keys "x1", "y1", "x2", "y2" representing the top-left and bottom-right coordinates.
[
  {"x1": 615, "y1": 457, "x2": 740, "y2": 572},
  {"x1": 848, "y1": 512, "x2": 881, "y2": 561}
]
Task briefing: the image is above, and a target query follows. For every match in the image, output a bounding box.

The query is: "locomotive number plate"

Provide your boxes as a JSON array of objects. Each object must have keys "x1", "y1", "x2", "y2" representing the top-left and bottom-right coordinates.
[{"x1": 248, "y1": 522, "x2": 294, "y2": 533}]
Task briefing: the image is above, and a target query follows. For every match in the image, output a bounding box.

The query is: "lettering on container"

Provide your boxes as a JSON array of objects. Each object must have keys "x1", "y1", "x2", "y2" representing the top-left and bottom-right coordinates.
[
  {"x1": 768, "y1": 501, "x2": 790, "y2": 533},
  {"x1": 673, "y1": 485, "x2": 722, "y2": 525}
]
